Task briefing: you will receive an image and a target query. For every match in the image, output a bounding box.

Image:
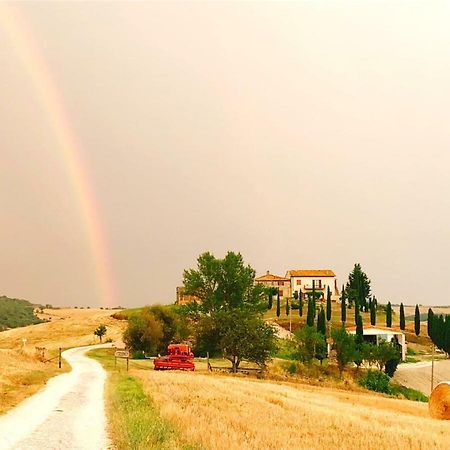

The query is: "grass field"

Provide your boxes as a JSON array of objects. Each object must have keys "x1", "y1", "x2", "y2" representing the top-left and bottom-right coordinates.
[
  {"x1": 0, "y1": 308, "x2": 125, "y2": 414},
  {"x1": 91, "y1": 348, "x2": 450, "y2": 450}
]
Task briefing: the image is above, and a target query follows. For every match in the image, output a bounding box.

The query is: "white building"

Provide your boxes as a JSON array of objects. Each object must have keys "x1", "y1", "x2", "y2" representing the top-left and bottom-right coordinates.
[
  {"x1": 285, "y1": 269, "x2": 339, "y2": 300},
  {"x1": 347, "y1": 325, "x2": 407, "y2": 361}
]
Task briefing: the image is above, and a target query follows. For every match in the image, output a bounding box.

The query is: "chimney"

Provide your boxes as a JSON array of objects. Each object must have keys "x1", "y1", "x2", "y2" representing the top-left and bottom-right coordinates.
[{"x1": 266, "y1": 270, "x2": 270, "y2": 275}]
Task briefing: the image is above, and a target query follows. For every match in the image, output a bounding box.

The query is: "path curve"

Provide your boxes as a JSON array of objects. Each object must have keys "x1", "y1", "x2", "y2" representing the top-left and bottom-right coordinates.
[{"x1": 0, "y1": 344, "x2": 111, "y2": 450}]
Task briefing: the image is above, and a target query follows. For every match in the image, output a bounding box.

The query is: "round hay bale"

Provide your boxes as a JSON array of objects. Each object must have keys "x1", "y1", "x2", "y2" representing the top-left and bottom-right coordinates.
[{"x1": 429, "y1": 382, "x2": 450, "y2": 420}]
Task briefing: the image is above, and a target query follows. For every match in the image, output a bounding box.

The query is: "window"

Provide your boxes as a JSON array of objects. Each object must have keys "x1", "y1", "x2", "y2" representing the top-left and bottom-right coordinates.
[
  {"x1": 279, "y1": 289, "x2": 283, "y2": 296},
  {"x1": 296, "y1": 279, "x2": 301, "y2": 285},
  {"x1": 278, "y1": 281, "x2": 284, "y2": 286},
  {"x1": 314, "y1": 280, "x2": 322, "y2": 288}
]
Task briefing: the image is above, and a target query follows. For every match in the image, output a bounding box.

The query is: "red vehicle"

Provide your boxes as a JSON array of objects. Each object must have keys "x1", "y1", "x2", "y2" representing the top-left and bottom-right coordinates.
[{"x1": 153, "y1": 344, "x2": 195, "y2": 371}]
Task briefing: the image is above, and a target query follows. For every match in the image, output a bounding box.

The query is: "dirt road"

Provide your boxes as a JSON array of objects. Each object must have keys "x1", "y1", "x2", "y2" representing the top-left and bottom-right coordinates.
[
  {"x1": 0, "y1": 344, "x2": 110, "y2": 450},
  {"x1": 394, "y1": 358, "x2": 450, "y2": 396}
]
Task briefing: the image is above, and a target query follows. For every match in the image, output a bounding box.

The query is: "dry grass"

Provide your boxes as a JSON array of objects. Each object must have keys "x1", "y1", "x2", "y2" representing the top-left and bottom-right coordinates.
[
  {"x1": 0, "y1": 308, "x2": 125, "y2": 414},
  {"x1": 133, "y1": 370, "x2": 450, "y2": 450}
]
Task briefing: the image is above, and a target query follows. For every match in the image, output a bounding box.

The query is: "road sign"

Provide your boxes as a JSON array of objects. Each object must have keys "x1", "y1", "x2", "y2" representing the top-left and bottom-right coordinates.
[{"x1": 115, "y1": 350, "x2": 130, "y2": 358}]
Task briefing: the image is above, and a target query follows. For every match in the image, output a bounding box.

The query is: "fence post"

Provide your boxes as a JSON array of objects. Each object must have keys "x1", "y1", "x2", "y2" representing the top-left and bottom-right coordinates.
[
  {"x1": 126, "y1": 356, "x2": 129, "y2": 372},
  {"x1": 58, "y1": 348, "x2": 62, "y2": 368}
]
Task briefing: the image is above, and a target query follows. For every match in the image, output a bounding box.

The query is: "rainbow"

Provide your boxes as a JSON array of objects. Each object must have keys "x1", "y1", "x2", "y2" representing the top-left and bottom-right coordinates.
[{"x1": 0, "y1": 4, "x2": 118, "y2": 307}]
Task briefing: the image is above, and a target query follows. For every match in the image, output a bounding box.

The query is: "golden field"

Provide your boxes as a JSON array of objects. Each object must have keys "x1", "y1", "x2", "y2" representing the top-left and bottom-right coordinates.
[
  {"x1": 0, "y1": 308, "x2": 125, "y2": 413},
  {"x1": 132, "y1": 369, "x2": 450, "y2": 450}
]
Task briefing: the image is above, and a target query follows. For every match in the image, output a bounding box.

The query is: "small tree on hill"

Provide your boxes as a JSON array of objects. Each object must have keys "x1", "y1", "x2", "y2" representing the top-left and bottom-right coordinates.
[
  {"x1": 276, "y1": 293, "x2": 281, "y2": 318},
  {"x1": 399, "y1": 303, "x2": 405, "y2": 331},
  {"x1": 94, "y1": 324, "x2": 107, "y2": 342},
  {"x1": 306, "y1": 298, "x2": 314, "y2": 327},
  {"x1": 326, "y1": 287, "x2": 332, "y2": 322},
  {"x1": 341, "y1": 286, "x2": 346, "y2": 324},
  {"x1": 299, "y1": 289, "x2": 303, "y2": 317},
  {"x1": 414, "y1": 304, "x2": 421, "y2": 336},
  {"x1": 317, "y1": 306, "x2": 326, "y2": 336},
  {"x1": 285, "y1": 298, "x2": 290, "y2": 316},
  {"x1": 386, "y1": 302, "x2": 392, "y2": 328},
  {"x1": 332, "y1": 328, "x2": 356, "y2": 376},
  {"x1": 370, "y1": 300, "x2": 376, "y2": 326}
]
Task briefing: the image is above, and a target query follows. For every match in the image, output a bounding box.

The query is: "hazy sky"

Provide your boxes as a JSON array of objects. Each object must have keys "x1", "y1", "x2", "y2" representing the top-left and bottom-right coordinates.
[{"x1": 1, "y1": 1, "x2": 450, "y2": 307}]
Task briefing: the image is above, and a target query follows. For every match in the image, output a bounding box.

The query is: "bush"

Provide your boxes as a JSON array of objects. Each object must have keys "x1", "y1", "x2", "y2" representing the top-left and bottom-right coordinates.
[
  {"x1": 391, "y1": 385, "x2": 428, "y2": 402},
  {"x1": 132, "y1": 350, "x2": 146, "y2": 359},
  {"x1": 286, "y1": 362, "x2": 298, "y2": 374},
  {"x1": 359, "y1": 370, "x2": 392, "y2": 394},
  {"x1": 384, "y1": 356, "x2": 400, "y2": 377}
]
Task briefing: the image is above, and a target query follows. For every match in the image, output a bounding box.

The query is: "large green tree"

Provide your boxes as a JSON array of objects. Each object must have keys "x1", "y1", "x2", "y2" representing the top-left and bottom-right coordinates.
[
  {"x1": 182, "y1": 251, "x2": 276, "y2": 370},
  {"x1": 346, "y1": 263, "x2": 371, "y2": 311},
  {"x1": 331, "y1": 328, "x2": 356, "y2": 376}
]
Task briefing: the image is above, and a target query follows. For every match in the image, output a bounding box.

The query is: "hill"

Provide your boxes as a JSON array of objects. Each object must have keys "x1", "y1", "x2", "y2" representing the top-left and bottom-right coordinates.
[
  {"x1": 0, "y1": 296, "x2": 43, "y2": 331},
  {"x1": 0, "y1": 308, "x2": 126, "y2": 414}
]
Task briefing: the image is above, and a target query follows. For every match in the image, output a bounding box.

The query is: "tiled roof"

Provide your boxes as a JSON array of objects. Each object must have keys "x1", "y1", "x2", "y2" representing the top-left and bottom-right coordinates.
[
  {"x1": 286, "y1": 270, "x2": 336, "y2": 278},
  {"x1": 256, "y1": 272, "x2": 290, "y2": 282}
]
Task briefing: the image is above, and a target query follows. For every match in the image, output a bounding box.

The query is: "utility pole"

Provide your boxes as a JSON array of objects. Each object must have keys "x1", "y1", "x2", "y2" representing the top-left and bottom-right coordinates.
[{"x1": 431, "y1": 343, "x2": 435, "y2": 393}]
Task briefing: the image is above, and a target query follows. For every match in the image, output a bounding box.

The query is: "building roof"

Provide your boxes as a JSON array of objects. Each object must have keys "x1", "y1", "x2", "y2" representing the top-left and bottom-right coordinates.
[
  {"x1": 346, "y1": 324, "x2": 404, "y2": 334},
  {"x1": 286, "y1": 269, "x2": 336, "y2": 278},
  {"x1": 255, "y1": 271, "x2": 290, "y2": 282}
]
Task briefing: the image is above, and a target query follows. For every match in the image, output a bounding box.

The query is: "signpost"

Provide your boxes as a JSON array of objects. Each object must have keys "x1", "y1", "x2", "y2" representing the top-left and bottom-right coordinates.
[{"x1": 115, "y1": 350, "x2": 130, "y2": 371}]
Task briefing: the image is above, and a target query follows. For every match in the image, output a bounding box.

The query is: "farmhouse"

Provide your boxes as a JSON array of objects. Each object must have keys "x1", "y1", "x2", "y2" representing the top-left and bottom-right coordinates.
[
  {"x1": 347, "y1": 324, "x2": 407, "y2": 361},
  {"x1": 255, "y1": 271, "x2": 291, "y2": 298},
  {"x1": 286, "y1": 269, "x2": 339, "y2": 300}
]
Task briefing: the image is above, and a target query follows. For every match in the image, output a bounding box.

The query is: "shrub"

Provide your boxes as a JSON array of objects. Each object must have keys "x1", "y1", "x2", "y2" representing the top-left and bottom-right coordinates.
[
  {"x1": 384, "y1": 356, "x2": 400, "y2": 377},
  {"x1": 132, "y1": 350, "x2": 146, "y2": 359},
  {"x1": 359, "y1": 370, "x2": 392, "y2": 394}
]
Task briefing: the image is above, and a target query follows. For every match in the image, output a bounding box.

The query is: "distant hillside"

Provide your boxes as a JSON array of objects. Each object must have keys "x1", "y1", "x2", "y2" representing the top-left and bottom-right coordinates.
[{"x1": 0, "y1": 296, "x2": 44, "y2": 331}]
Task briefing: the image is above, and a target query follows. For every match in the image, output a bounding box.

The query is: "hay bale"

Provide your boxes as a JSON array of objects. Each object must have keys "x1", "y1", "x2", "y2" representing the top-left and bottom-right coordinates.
[{"x1": 429, "y1": 382, "x2": 450, "y2": 420}]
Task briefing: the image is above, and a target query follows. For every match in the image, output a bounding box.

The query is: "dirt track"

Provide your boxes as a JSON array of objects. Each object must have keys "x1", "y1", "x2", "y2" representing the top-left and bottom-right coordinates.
[
  {"x1": 0, "y1": 345, "x2": 110, "y2": 450},
  {"x1": 394, "y1": 359, "x2": 450, "y2": 396}
]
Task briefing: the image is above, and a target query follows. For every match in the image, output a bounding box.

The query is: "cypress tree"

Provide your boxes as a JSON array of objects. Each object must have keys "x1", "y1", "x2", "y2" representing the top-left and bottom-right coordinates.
[
  {"x1": 276, "y1": 293, "x2": 281, "y2": 318},
  {"x1": 268, "y1": 290, "x2": 273, "y2": 310},
  {"x1": 427, "y1": 308, "x2": 434, "y2": 339},
  {"x1": 386, "y1": 302, "x2": 392, "y2": 328},
  {"x1": 307, "y1": 298, "x2": 314, "y2": 327},
  {"x1": 326, "y1": 287, "x2": 332, "y2": 322},
  {"x1": 399, "y1": 303, "x2": 405, "y2": 331},
  {"x1": 444, "y1": 315, "x2": 450, "y2": 356},
  {"x1": 285, "y1": 298, "x2": 290, "y2": 316},
  {"x1": 414, "y1": 304, "x2": 420, "y2": 336},
  {"x1": 355, "y1": 314, "x2": 364, "y2": 345},
  {"x1": 370, "y1": 301, "x2": 376, "y2": 326},
  {"x1": 354, "y1": 299, "x2": 360, "y2": 325},
  {"x1": 312, "y1": 280, "x2": 316, "y2": 318},
  {"x1": 299, "y1": 289, "x2": 303, "y2": 317},
  {"x1": 341, "y1": 287, "x2": 347, "y2": 324},
  {"x1": 317, "y1": 306, "x2": 326, "y2": 336}
]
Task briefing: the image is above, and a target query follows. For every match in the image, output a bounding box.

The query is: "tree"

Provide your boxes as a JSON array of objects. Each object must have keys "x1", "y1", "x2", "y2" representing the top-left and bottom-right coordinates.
[
  {"x1": 355, "y1": 314, "x2": 364, "y2": 345},
  {"x1": 399, "y1": 303, "x2": 405, "y2": 331},
  {"x1": 414, "y1": 304, "x2": 421, "y2": 336},
  {"x1": 386, "y1": 302, "x2": 392, "y2": 328},
  {"x1": 346, "y1": 263, "x2": 371, "y2": 312},
  {"x1": 331, "y1": 328, "x2": 356, "y2": 376},
  {"x1": 306, "y1": 298, "x2": 314, "y2": 327},
  {"x1": 276, "y1": 293, "x2": 281, "y2": 318},
  {"x1": 293, "y1": 291, "x2": 299, "y2": 301},
  {"x1": 267, "y1": 287, "x2": 276, "y2": 310},
  {"x1": 94, "y1": 324, "x2": 107, "y2": 342},
  {"x1": 317, "y1": 306, "x2": 326, "y2": 336},
  {"x1": 219, "y1": 310, "x2": 277, "y2": 372},
  {"x1": 340, "y1": 286, "x2": 347, "y2": 324},
  {"x1": 373, "y1": 342, "x2": 399, "y2": 372},
  {"x1": 182, "y1": 251, "x2": 276, "y2": 369},
  {"x1": 299, "y1": 289, "x2": 303, "y2": 317},
  {"x1": 123, "y1": 310, "x2": 164, "y2": 355},
  {"x1": 370, "y1": 300, "x2": 376, "y2": 326},
  {"x1": 428, "y1": 308, "x2": 434, "y2": 339},
  {"x1": 312, "y1": 280, "x2": 316, "y2": 318},
  {"x1": 295, "y1": 325, "x2": 325, "y2": 364},
  {"x1": 326, "y1": 287, "x2": 332, "y2": 322},
  {"x1": 285, "y1": 298, "x2": 290, "y2": 316}
]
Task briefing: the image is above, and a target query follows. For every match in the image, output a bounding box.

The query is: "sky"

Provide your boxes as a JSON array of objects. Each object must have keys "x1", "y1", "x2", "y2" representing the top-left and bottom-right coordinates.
[{"x1": 1, "y1": 1, "x2": 450, "y2": 308}]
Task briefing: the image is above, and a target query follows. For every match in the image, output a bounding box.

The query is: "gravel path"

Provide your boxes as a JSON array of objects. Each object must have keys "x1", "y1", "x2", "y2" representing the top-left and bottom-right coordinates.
[
  {"x1": 0, "y1": 344, "x2": 111, "y2": 450},
  {"x1": 394, "y1": 358, "x2": 450, "y2": 396}
]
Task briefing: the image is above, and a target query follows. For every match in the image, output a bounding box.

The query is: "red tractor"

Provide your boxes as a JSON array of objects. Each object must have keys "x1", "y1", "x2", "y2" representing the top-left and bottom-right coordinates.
[{"x1": 153, "y1": 344, "x2": 195, "y2": 371}]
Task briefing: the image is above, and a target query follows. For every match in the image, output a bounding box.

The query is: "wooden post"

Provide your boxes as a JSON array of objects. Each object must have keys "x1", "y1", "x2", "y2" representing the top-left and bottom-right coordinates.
[
  {"x1": 431, "y1": 344, "x2": 435, "y2": 393},
  {"x1": 126, "y1": 356, "x2": 129, "y2": 372},
  {"x1": 207, "y1": 351, "x2": 211, "y2": 371},
  {"x1": 58, "y1": 348, "x2": 62, "y2": 369}
]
